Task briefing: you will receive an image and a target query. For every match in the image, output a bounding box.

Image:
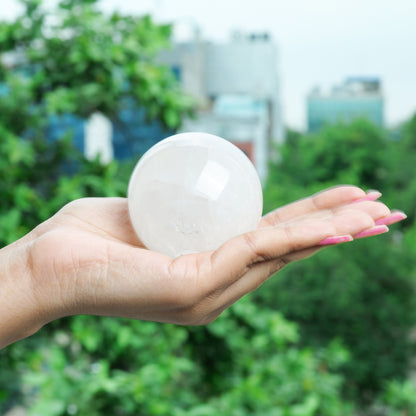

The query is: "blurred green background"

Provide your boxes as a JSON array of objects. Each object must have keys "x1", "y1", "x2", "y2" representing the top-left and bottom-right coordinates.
[{"x1": 1, "y1": 1, "x2": 416, "y2": 415}]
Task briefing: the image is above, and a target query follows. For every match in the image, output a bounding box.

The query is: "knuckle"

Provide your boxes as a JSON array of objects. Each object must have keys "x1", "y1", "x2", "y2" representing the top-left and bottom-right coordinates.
[
  {"x1": 243, "y1": 231, "x2": 257, "y2": 252},
  {"x1": 242, "y1": 232, "x2": 267, "y2": 263},
  {"x1": 184, "y1": 308, "x2": 221, "y2": 326},
  {"x1": 166, "y1": 255, "x2": 216, "y2": 307},
  {"x1": 163, "y1": 285, "x2": 219, "y2": 326},
  {"x1": 373, "y1": 201, "x2": 391, "y2": 218},
  {"x1": 175, "y1": 304, "x2": 209, "y2": 326},
  {"x1": 281, "y1": 226, "x2": 303, "y2": 252},
  {"x1": 58, "y1": 198, "x2": 84, "y2": 214},
  {"x1": 200, "y1": 314, "x2": 220, "y2": 325}
]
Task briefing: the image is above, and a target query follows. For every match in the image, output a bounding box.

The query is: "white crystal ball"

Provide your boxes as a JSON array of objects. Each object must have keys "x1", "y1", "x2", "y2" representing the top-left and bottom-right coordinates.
[{"x1": 127, "y1": 132, "x2": 263, "y2": 258}]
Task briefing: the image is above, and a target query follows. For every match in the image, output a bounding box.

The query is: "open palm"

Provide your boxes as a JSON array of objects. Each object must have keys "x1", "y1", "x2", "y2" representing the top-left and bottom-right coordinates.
[{"x1": 28, "y1": 185, "x2": 394, "y2": 326}]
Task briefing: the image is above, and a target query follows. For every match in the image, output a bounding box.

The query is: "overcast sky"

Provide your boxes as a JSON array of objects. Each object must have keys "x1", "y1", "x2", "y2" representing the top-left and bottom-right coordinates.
[{"x1": 2, "y1": 0, "x2": 416, "y2": 130}]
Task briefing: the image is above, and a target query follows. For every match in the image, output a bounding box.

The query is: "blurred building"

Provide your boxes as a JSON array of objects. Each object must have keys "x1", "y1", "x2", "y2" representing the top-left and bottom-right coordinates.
[
  {"x1": 159, "y1": 31, "x2": 284, "y2": 182},
  {"x1": 3, "y1": 30, "x2": 283, "y2": 182},
  {"x1": 307, "y1": 77, "x2": 384, "y2": 132}
]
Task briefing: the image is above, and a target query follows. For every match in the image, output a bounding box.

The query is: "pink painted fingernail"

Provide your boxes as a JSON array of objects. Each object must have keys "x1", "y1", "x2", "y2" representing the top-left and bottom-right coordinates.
[
  {"x1": 352, "y1": 190, "x2": 382, "y2": 203},
  {"x1": 354, "y1": 224, "x2": 389, "y2": 239},
  {"x1": 319, "y1": 235, "x2": 353, "y2": 246},
  {"x1": 375, "y1": 211, "x2": 407, "y2": 226}
]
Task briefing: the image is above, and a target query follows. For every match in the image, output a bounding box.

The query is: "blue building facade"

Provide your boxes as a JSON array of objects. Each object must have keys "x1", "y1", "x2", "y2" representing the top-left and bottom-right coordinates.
[
  {"x1": 307, "y1": 77, "x2": 384, "y2": 132},
  {"x1": 45, "y1": 109, "x2": 172, "y2": 161},
  {"x1": 112, "y1": 107, "x2": 173, "y2": 160},
  {"x1": 46, "y1": 114, "x2": 85, "y2": 153}
]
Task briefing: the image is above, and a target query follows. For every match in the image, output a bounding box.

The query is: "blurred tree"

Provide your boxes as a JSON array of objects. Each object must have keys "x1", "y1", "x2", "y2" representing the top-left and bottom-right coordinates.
[
  {"x1": 1, "y1": 1, "x2": 416, "y2": 413},
  {"x1": 260, "y1": 119, "x2": 416, "y2": 402},
  {"x1": 0, "y1": 0, "x2": 196, "y2": 246},
  {"x1": 0, "y1": 0, "x2": 193, "y2": 130},
  {"x1": 16, "y1": 298, "x2": 355, "y2": 416},
  {"x1": 384, "y1": 114, "x2": 416, "y2": 224},
  {"x1": 0, "y1": 0, "x2": 191, "y2": 412},
  {"x1": 263, "y1": 119, "x2": 390, "y2": 214},
  {"x1": 377, "y1": 379, "x2": 416, "y2": 416}
]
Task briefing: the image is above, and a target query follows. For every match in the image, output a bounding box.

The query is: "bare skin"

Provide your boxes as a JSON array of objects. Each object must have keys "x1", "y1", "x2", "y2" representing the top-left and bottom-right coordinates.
[{"x1": 0, "y1": 185, "x2": 403, "y2": 349}]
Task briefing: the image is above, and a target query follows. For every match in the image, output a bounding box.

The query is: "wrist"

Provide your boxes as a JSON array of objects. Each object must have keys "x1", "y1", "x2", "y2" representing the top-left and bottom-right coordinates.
[{"x1": 0, "y1": 235, "x2": 49, "y2": 348}]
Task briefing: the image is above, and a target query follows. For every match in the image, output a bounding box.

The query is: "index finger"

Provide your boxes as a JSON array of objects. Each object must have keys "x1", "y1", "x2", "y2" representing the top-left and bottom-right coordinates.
[{"x1": 260, "y1": 185, "x2": 381, "y2": 227}]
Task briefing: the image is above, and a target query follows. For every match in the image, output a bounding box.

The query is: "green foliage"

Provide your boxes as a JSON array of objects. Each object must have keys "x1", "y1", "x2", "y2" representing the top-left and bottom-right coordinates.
[
  {"x1": 0, "y1": 1, "x2": 191, "y2": 411},
  {"x1": 0, "y1": 122, "x2": 131, "y2": 412},
  {"x1": 0, "y1": 0, "x2": 195, "y2": 242},
  {"x1": 5, "y1": 297, "x2": 353, "y2": 416},
  {"x1": 0, "y1": 127, "x2": 128, "y2": 246},
  {"x1": 256, "y1": 236, "x2": 416, "y2": 400},
  {"x1": 384, "y1": 114, "x2": 416, "y2": 224},
  {"x1": 377, "y1": 379, "x2": 416, "y2": 416},
  {"x1": 262, "y1": 118, "x2": 416, "y2": 402},
  {"x1": 0, "y1": 0, "x2": 193, "y2": 130},
  {"x1": 1, "y1": 1, "x2": 416, "y2": 414},
  {"x1": 264, "y1": 119, "x2": 390, "y2": 214}
]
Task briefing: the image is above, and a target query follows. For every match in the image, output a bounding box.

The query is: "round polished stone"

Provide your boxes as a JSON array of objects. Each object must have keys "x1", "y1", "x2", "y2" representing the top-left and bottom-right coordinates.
[{"x1": 128, "y1": 132, "x2": 263, "y2": 258}]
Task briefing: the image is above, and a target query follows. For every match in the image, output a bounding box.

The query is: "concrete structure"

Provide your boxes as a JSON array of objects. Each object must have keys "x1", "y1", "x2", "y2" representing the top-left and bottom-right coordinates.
[
  {"x1": 159, "y1": 31, "x2": 284, "y2": 182},
  {"x1": 183, "y1": 95, "x2": 269, "y2": 182},
  {"x1": 307, "y1": 77, "x2": 384, "y2": 132}
]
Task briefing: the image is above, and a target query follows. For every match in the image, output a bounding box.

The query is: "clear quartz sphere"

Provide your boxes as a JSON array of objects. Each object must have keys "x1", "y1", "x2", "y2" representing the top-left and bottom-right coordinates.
[{"x1": 127, "y1": 132, "x2": 263, "y2": 258}]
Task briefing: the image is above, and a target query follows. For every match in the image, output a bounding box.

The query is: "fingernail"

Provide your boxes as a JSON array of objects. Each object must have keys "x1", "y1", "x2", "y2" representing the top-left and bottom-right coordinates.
[
  {"x1": 375, "y1": 211, "x2": 407, "y2": 226},
  {"x1": 319, "y1": 235, "x2": 353, "y2": 246},
  {"x1": 354, "y1": 224, "x2": 389, "y2": 239},
  {"x1": 352, "y1": 190, "x2": 382, "y2": 203}
]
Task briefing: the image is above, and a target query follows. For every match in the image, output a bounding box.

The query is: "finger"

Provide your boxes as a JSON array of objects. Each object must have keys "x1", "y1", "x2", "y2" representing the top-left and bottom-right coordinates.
[
  {"x1": 375, "y1": 210, "x2": 407, "y2": 226},
  {"x1": 332, "y1": 200, "x2": 390, "y2": 223},
  {"x1": 205, "y1": 246, "x2": 321, "y2": 321},
  {"x1": 209, "y1": 208, "x2": 375, "y2": 291},
  {"x1": 228, "y1": 245, "x2": 320, "y2": 299},
  {"x1": 267, "y1": 199, "x2": 391, "y2": 229},
  {"x1": 260, "y1": 185, "x2": 380, "y2": 227},
  {"x1": 207, "y1": 204, "x2": 391, "y2": 315},
  {"x1": 207, "y1": 203, "x2": 392, "y2": 317},
  {"x1": 320, "y1": 201, "x2": 390, "y2": 239}
]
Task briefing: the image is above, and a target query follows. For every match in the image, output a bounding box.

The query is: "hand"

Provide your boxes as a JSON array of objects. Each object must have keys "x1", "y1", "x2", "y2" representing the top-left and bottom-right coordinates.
[{"x1": 0, "y1": 185, "x2": 405, "y2": 348}]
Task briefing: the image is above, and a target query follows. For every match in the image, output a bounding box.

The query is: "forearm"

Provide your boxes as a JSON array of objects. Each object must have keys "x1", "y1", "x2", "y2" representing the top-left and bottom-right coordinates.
[{"x1": 0, "y1": 237, "x2": 45, "y2": 349}]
